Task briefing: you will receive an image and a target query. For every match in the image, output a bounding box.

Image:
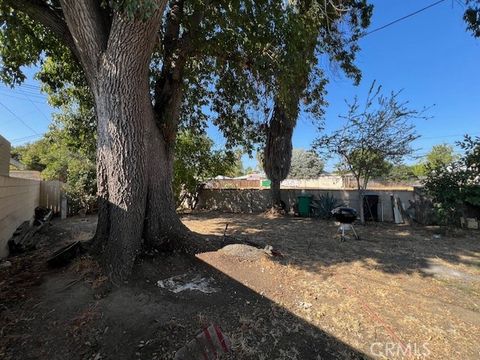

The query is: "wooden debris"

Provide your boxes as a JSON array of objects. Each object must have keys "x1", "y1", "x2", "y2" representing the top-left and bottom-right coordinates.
[
  {"x1": 7, "y1": 207, "x2": 53, "y2": 255},
  {"x1": 47, "y1": 241, "x2": 83, "y2": 268}
]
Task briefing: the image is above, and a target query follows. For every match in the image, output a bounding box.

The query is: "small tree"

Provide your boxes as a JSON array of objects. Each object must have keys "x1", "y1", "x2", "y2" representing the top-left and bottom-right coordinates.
[
  {"x1": 315, "y1": 82, "x2": 425, "y2": 223},
  {"x1": 424, "y1": 136, "x2": 480, "y2": 224},
  {"x1": 289, "y1": 149, "x2": 324, "y2": 179},
  {"x1": 387, "y1": 144, "x2": 458, "y2": 181},
  {"x1": 426, "y1": 144, "x2": 457, "y2": 168}
]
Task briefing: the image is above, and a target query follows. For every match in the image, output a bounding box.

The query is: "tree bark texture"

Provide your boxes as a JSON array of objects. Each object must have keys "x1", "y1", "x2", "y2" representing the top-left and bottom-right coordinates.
[
  {"x1": 56, "y1": 1, "x2": 168, "y2": 283},
  {"x1": 144, "y1": 0, "x2": 200, "y2": 250},
  {"x1": 13, "y1": 0, "x2": 220, "y2": 282},
  {"x1": 263, "y1": 103, "x2": 295, "y2": 209},
  {"x1": 94, "y1": 17, "x2": 163, "y2": 283}
]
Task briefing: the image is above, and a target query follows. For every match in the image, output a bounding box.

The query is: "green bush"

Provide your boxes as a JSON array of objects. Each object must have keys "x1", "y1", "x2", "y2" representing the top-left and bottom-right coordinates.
[{"x1": 423, "y1": 136, "x2": 480, "y2": 225}]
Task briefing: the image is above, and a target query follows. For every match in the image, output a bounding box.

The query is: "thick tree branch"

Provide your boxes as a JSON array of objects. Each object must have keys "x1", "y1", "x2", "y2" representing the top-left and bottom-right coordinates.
[
  {"x1": 153, "y1": 0, "x2": 186, "y2": 141},
  {"x1": 59, "y1": 0, "x2": 110, "y2": 81},
  {"x1": 152, "y1": 0, "x2": 210, "y2": 140}
]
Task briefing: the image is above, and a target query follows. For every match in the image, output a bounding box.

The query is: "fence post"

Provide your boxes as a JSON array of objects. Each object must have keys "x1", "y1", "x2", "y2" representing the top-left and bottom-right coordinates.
[{"x1": 60, "y1": 193, "x2": 67, "y2": 220}]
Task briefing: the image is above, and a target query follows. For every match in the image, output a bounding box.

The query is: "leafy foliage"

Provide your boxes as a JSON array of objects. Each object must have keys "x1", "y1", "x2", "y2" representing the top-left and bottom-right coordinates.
[
  {"x1": 288, "y1": 149, "x2": 324, "y2": 179},
  {"x1": 12, "y1": 123, "x2": 96, "y2": 214},
  {"x1": 426, "y1": 144, "x2": 458, "y2": 168},
  {"x1": 386, "y1": 144, "x2": 457, "y2": 182},
  {"x1": 385, "y1": 164, "x2": 417, "y2": 182},
  {"x1": 423, "y1": 136, "x2": 480, "y2": 224},
  {"x1": 464, "y1": 0, "x2": 480, "y2": 37},
  {"x1": 261, "y1": 0, "x2": 372, "y2": 207},
  {"x1": 174, "y1": 130, "x2": 240, "y2": 209}
]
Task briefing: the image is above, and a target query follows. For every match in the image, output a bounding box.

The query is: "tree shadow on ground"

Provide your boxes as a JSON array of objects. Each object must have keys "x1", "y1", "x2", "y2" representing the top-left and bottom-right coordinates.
[
  {"x1": 184, "y1": 212, "x2": 480, "y2": 278},
  {"x1": 1, "y1": 249, "x2": 371, "y2": 360}
]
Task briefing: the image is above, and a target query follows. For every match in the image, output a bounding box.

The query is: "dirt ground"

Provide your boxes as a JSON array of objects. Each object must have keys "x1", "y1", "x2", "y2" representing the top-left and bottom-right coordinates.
[{"x1": 1, "y1": 212, "x2": 479, "y2": 359}]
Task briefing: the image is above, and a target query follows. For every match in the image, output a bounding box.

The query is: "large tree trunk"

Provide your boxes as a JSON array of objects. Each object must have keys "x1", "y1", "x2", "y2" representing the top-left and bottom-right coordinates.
[
  {"x1": 144, "y1": 0, "x2": 195, "y2": 250},
  {"x1": 16, "y1": 0, "x2": 211, "y2": 283},
  {"x1": 263, "y1": 103, "x2": 295, "y2": 209},
  {"x1": 91, "y1": 55, "x2": 155, "y2": 283},
  {"x1": 270, "y1": 179, "x2": 282, "y2": 209},
  {"x1": 143, "y1": 119, "x2": 191, "y2": 250},
  {"x1": 70, "y1": 5, "x2": 165, "y2": 283}
]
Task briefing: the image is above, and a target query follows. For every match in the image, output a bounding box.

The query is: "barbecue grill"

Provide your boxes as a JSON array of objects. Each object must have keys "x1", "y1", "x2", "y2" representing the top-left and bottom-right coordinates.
[{"x1": 331, "y1": 207, "x2": 360, "y2": 241}]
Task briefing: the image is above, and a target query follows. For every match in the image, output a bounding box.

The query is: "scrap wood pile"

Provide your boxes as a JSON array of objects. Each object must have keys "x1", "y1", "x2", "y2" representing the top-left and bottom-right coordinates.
[{"x1": 7, "y1": 207, "x2": 53, "y2": 255}]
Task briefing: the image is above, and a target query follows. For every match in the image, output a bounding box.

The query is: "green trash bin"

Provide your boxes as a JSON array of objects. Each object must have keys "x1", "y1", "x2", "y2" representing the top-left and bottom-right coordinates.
[{"x1": 297, "y1": 195, "x2": 312, "y2": 217}]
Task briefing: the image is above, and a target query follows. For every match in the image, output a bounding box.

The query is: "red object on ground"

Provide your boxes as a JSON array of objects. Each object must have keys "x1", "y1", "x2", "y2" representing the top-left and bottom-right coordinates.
[{"x1": 174, "y1": 324, "x2": 231, "y2": 360}]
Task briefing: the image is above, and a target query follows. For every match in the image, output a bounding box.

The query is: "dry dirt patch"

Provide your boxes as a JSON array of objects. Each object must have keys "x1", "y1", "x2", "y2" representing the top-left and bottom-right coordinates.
[
  {"x1": 1, "y1": 213, "x2": 479, "y2": 359},
  {"x1": 184, "y1": 212, "x2": 480, "y2": 359}
]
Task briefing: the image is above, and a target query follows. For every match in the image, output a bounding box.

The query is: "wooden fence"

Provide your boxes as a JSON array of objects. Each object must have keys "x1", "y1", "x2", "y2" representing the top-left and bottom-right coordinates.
[{"x1": 40, "y1": 180, "x2": 64, "y2": 214}]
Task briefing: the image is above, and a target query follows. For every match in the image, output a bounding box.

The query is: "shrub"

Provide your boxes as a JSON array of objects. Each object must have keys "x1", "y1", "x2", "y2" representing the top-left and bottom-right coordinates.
[{"x1": 312, "y1": 193, "x2": 345, "y2": 219}]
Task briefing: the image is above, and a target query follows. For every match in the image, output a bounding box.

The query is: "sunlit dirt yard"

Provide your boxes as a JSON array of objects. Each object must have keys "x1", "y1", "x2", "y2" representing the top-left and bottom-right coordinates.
[
  {"x1": 186, "y1": 212, "x2": 480, "y2": 359},
  {"x1": 1, "y1": 212, "x2": 479, "y2": 359}
]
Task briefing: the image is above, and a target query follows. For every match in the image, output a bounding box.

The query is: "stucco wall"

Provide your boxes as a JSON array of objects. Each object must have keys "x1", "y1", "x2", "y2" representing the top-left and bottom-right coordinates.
[
  {"x1": 281, "y1": 176, "x2": 344, "y2": 189},
  {"x1": 197, "y1": 188, "x2": 415, "y2": 222},
  {"x1": 0, "y1": 135, "x2": 10, "y2": 177},
  {"x1": 0, "y1": 175, "x2": 40, "y2": 257}
]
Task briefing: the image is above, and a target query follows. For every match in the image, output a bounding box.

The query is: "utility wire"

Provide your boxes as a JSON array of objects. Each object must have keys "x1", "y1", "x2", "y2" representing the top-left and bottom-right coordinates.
[
  {"x1": 10, "y1": 134, "x2": 44, "y2": 143},
  {"x1": 0, "y1": 100, "x2": 40, "y2": 135},
  {"x1": 362, "y1": 0, "x2": 447, "y2": 38},
  {"x1": 0, "y1": 92, "x2": 46, "y2": 104},
  {"x1": 19, "y1": 92, "x2": 51, "y2": 124}
]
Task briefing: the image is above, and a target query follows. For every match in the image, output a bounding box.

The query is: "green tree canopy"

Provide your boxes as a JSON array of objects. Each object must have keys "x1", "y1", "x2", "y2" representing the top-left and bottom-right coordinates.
[
  {"x1": 0, "y1": 0, "x2": 373, "y2": 279},
  {"x1": 288, "y1": 149, "x2": 324, "y2": 179},
  {"x1": 424, "y1": 136, "x2": 480, "y2": 224},
  {"x1": 174, "y1": 130, "x2": 239, "y2": 208},
  {"x1": 426, "y1": 144, "x2": 457, "y2": 168},
  {"x1": 12, "y1": 119, "x2": 96, "y2": 213}
]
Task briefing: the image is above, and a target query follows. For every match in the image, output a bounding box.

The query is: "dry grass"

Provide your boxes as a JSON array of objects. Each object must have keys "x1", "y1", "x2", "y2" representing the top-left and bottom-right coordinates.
[{"x1": 186, "y1": 212, "x2": 480, "y2": 359}]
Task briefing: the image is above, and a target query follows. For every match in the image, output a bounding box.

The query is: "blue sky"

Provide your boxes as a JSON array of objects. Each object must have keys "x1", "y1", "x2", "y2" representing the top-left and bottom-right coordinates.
[{"x1": 1, "y1": 0, "x2": 479, "y2": 171}]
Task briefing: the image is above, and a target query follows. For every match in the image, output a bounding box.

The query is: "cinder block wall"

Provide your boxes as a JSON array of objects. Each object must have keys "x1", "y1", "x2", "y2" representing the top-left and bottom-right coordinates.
[
  {"x1": 0, "y1": 175, "x2": 40, "y2": 257},
  {"x1": 197, "y1": 188, "x2": 415, "y2": 222}
]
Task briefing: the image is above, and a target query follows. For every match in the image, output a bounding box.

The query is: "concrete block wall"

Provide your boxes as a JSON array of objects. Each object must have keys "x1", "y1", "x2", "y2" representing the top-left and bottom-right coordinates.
[
  {"x1": 0, "y1": 175, "x2": 40, "y2": 257},
  {"x1": 197, "y1": 188, "x2": 415, "y2": 222}
]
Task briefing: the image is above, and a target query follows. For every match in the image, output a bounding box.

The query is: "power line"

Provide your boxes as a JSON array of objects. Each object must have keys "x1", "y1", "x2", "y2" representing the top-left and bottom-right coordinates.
[
  {"x1": 0, "y1": 88, "x2": 46, "y2": 100},
  {"x1": 0, "y1": 100, "x2": 40, "y2": 135},
  {"x1": 19, "y1": 92, "x2": 51, "y2": 124},
  {"x1": 0, "y1": 92, "x2": 46, "y2": 104},
  {"x1": 10, "y1": 134, "x2": 44, "y2": 143},
  {"x1": 362, "y1": 0, "x2": 447, "y2": 38}
]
